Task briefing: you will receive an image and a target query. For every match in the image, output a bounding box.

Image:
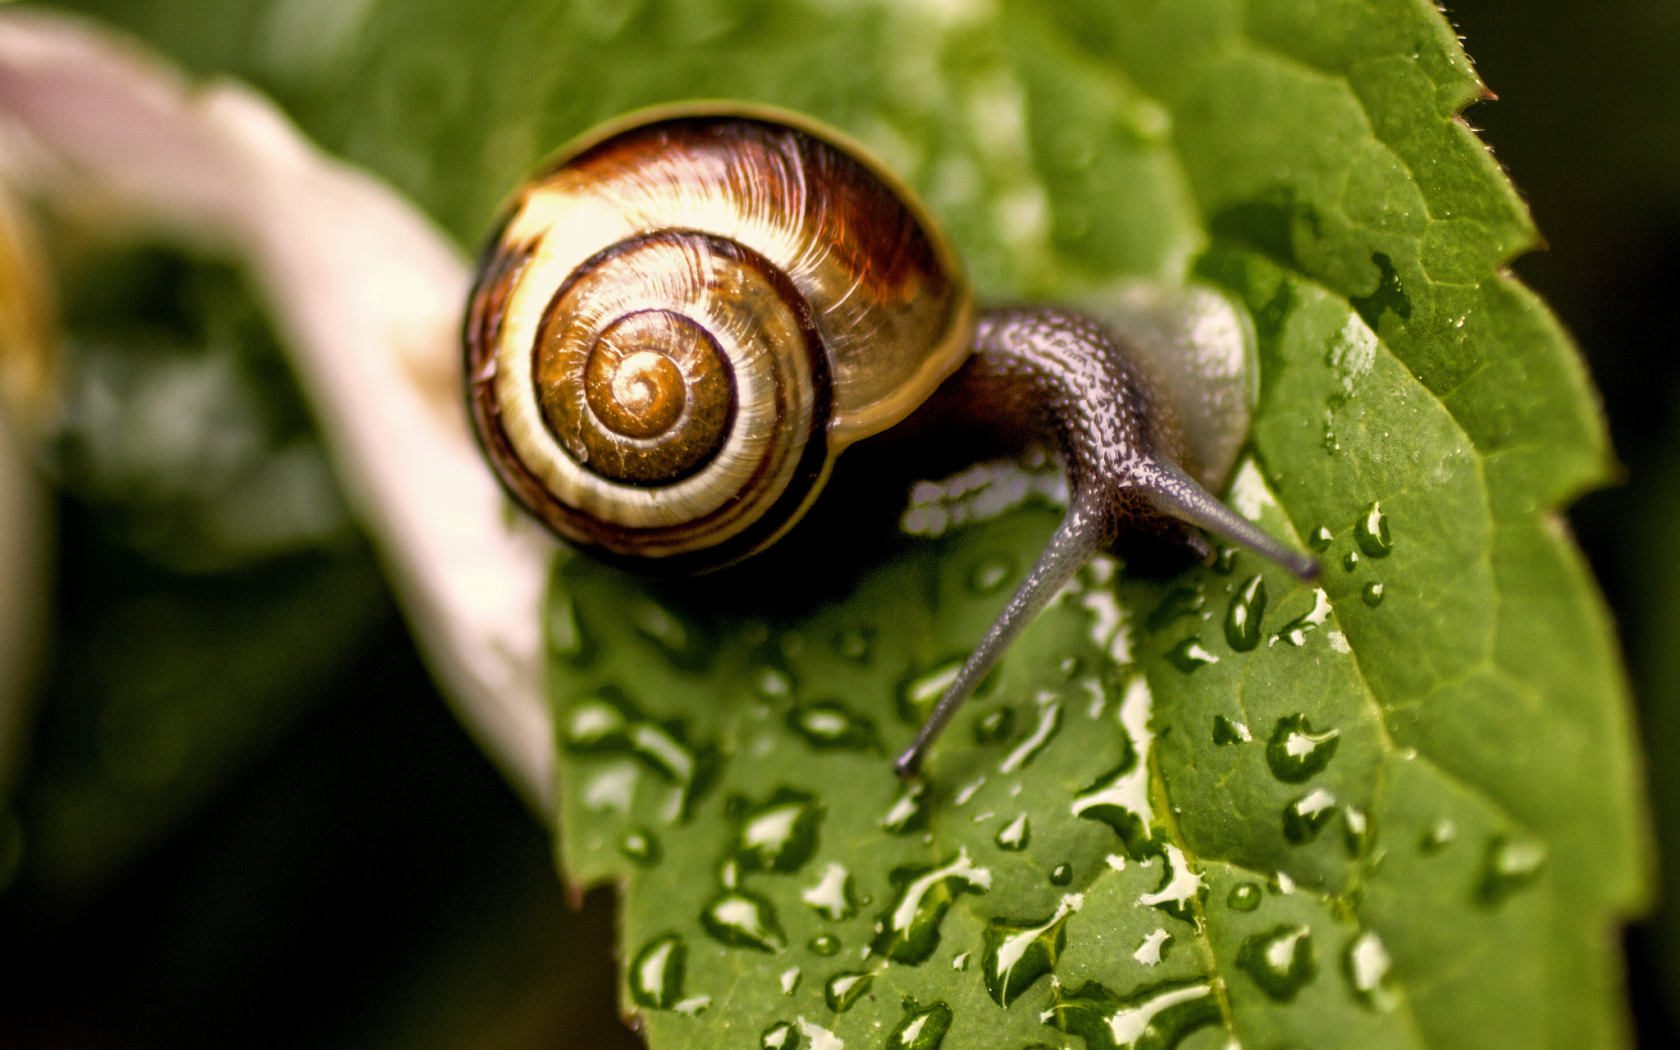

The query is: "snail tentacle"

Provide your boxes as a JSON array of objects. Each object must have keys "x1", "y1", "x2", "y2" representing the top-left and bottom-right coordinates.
[{"x1": 895, "y1": 306, "x2": 1317, "y2": 778}]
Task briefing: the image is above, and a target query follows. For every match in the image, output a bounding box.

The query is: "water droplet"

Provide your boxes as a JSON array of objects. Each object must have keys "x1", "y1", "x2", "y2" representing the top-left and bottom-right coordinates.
[
  {"x1": 631, "y1": 597, "x2": 709, "y2": 669},
  {"x1": 1147, "y1": 587, "x2": 1204, "y2": 632},
  {"x1": 1137, "y1": 844, "x2": 1205, "y2": 922},
  {"x1": 762, "y1": 1021, "x2": 798, "y2": 1050},
  {"x1": 824, "y1": 970, "x2": 874, "y2": 1013},
  {"x1": 1072, "y1": 678, "x2": 1154, "y2": 857},
  {"x1": 952, "y1": 951, "x2": 970, "y2": 970},
  {"x1": 755, "y1": 666, "x2": 795, "y2": 700},
  {"x1": 1050, "y1": 863, "x2": 1074, "y2": 886},
  {"x1": 701, "y1": 890, "x2": 786, "y2": 952},
  {"x1": 619, "y1": 827, "x2": 660, "y2": 866},
  {"x1": 834, "y1": 627, "x2": 872, "y2": 663},
  {"x1": 881, "y1": 783, "x2": 930, "y2": 835},
  {"x1": 890, "y1": 1000, "x2": 953, "y2": 1050},
  {"x1": 562, "y1": 688, "x2": 716, "y2": 815},
  {"x1": 563, "y1": 691, "x2": 634, "y2": 753},
  {"x1": 796, "y1": 1017, "x2": 843, "y2": 1050},
  {"x1": 1308, "y1": 526, "x2": 1334, "y2": 552},
  {"x1": 1342, "y1": 550, "x2": 1360, "y2": 572},
  {"x1": 1047, "y1": 979, "x2": 1218, "y2": 1049},
  {"x1": 970, "y1": 555, "x2": 1015, "y2": 594},
  {"x1": 1212, "y1": 714, "x2": 1252, "y2": 745},
  {"x1": 975, "y1": 706, "x2": 1016, "y2": 744},
  {"x1": 802, "y1": 863, "x2": 857, "y2": 920},
  {"x1": 1223, "y1": 575, "x2": 1267, "y2": 652},
  {"x1": 731, "y1": 789, "x2": 823, "y2": 874},
  {"x1": 788, "y1": 700, "x2": 879, "y2": 751},
  {"x1": 1271, "y1": 588, "x2": 1333, "y2": 647},
  {"x1": 1266, "y1": 715, "x2": 1341, "y2": 782},
  {"x1": 1228, "y1": 882, "x2": 1262, "y2": 911},
  {"x1": 775, "y1": 967, "x2": 801, "y2": 995},
  {"x1": 898, "y1": 659, "x2": 962, "y2": 724},
  {"x1": 995, "y1": 814, "x2": 1030, "y2": 851},
  {"x1": 1362, "y1": 581, "x2": 1385, "y2": 606},
  {"x1": 954, "y1": 776, "x2": 986, "y2": 806},
  {"x1": 871, "y1": 850, "x2": 992, "y2": 964},
  {"x1": 629, "y1": 934, "x2": 687, "y2": 1009},
  {"x1": 720, "y1": 859, "x2": 739, "y2": 889},
  {"x1": 1133, "y1": 928, "x2": 1171, "y2": 966},
  {"x1": 1344, "y1": 807, "x2": 1373, "y2": 857},
  {"x1": 547, "y1": 588, "x2": 595, "y2": 666},
  {"x1": 673, "y1": 995, "x2": 710, "y2": 1016},
  {"x1": 1000, "y1": 693, "x2": 1063, "y2": 772},
  {"x1": 1165, "y1": 637, "x2": 1219, "y2": 672},
  {"x1": 1238, "y1": 924, "x2": 1317, "y2": 1001},
  {"x1": 1214, "y1": 546, "x2": 1239, "y2": 574},
  {"x1": 1344, "y1": 930, "x2": 1395, "y2": 1011},
  {"x1": 1478, "y1": 835, "x2": 1547, "y2": 905},
  {"x1": 1284, "y1": 788, "x2": 1339, "y2": 844},
  {"x1": 1354, "y1": 502, "x2": 1394, "y2": 558},
  {"x1": 809, "y1": 934, "x2": 841, "y2": 956},
  {"x1": 1421, "y1": 818, "x2": 1457, "y2": 853},
  {"x1": 982, "y1": 893, "x2": 1082, "y2": 1006},
  {"x1": 1059, "y1": 654, "x2": 1084, "y2": 679}
]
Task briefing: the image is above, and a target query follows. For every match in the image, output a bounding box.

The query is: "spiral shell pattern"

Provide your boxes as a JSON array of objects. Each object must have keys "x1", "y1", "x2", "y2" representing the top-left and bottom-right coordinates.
[{"x1": 465, "y1": 108, "x2": 972, "y2": 569}]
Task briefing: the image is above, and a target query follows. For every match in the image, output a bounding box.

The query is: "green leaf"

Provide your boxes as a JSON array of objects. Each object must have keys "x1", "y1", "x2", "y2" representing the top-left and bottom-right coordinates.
[{"x1": 48, "y1": 0, "x2": 1648, "y2": 1045}]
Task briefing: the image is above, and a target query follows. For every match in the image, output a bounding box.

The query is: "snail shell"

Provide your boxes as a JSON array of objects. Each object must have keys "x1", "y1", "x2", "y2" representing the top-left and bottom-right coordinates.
[{"x1": 465, "y1": 104, "x2": 973, "y2": 571}]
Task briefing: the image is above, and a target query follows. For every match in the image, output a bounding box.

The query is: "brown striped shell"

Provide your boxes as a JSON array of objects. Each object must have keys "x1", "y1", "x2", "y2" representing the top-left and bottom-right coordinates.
[{"x1": 465, "y1": 105, "x2": 973, "y2": 571}]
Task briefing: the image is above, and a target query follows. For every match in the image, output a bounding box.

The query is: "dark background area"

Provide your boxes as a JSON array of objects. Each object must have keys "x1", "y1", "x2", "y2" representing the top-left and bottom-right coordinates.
[{"x1": 1, "y1": 1, "x2": 1678, "y2": 1047}]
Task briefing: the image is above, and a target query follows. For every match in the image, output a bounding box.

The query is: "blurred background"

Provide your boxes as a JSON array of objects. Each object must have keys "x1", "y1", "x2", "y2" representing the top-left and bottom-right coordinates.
[{"x1": 0, "y1": 1, "x2": 1676, "y2": 1047}]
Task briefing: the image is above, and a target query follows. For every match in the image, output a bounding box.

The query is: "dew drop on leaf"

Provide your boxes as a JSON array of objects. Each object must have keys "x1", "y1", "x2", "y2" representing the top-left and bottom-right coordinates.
[
  {"x1": 629, "y1": 934, "x2": 687, "y2": 1010},
  {"x1": 995, "y1": 813, "x2": 1030, "y2": 851},
  {"x1": 1212, "y1": 714, "x2": 1252, "y2": 745},
  {"x1": 1238, "y1": 924, "x2": 1317, "y2": 1001},
  {"x1": 1047, "y1": 979, "x2": 1219, "y2": 1049},
  {"x1": 1362, "y1": 581, "x2": 1385, "y2": 606},
  {"x1": 833, "y1": 626, "x2": 872, "y2": 663},
  {"x1": 1344, "y1": 806, "x2": 1374, "y2": 857},
  {"x1": 1147, "y1": 586, "x2": 1205, "y2": 631},
  {"x1": 1342, "y1": 550, "x2": 1360, "y2": 572},
  {"x1": 1227, "y1": 882, "x2": 1262, "y2": 911},
  {"x1": 809, "y1": 934, "x2": 841, "y2": 957},
  {"x1": 801, "y1": 862, "x2": 857, "y2": 920},
  {"x1": 761, "y1": 1021, "x2": 797, "y2": 1050},
  {"x1": 897, "y1": 658, "x2": 964, "y2": 725},
  {"x1": 1165, "y1": 637, "x2": 1219, "y2": 672},
  {"x1": 1421, "y1": 818, "x2": 1458, "y2": 853},
  {"x1": 731, "y1": 788, "x2": 823, "y2": 874},
  {"x1": 823, "y1": 970, "x2": 874, "y2": 1013},
  {"x1": 1050, "y1": 863, "x2": 1074, "y2": 886},
  {"x1": 981, "y1": 893, "x2": 1082, "y2": 1006},
  {"x1": 1137, "y1": 845, "x2": 1206, "y2": 922},
  {"x1": 630, "y1": 597, "x2": 710, "y2": 669},
  {"x1": 1344, "y1": 930, "x2": 1396, "y2": 1012},
  {"x1": 1284, "y1": 788, "x2": 1340, "y2": 844},
  {"x1": 881, "y1": 782, "x2": 930, "y2": 835},
  {"x1": 871, "y1": 850, "x2": 992, "y2": 964},
  {"x1": 1224, "y1": 574, "x2": 1267, "y2": 652},
  {"x1": 547, "y1": 587, "x2": 595, "y2": 666},
  {"x1": 1478, "y1": 835, "x2": 1548, "y2": 906},
  {"x1": 1354, "y1": 501, "x2": 1394, "y2": 558},
  {"x1": 975, "y1": 706, "x2": 1016, "y2": 744},
  {"x1": 999, "y1": 693, "x2": 1063, "y2": 772},
  {"x1": 889, "y1": 1000, "x2": 953, "y2": 1050},
  {"x1": 618, "y1": 826, "x2": 659, "y2": 866},
  {"x1": 1266, "y1": 715, "x2": 1341, "y2": 782},
  {"x1": 787, "y1": 700, "x2": 879, "y2": 751},
  {"x1": 700, "y1": 890, "x2": 786, "y2": 952},
  {"x1": 969, "y1": 555, "x2": 1015, "y2": 594},
  {"x1": 1308, "y1": 526, "x2": 1334, "y2": 552}
]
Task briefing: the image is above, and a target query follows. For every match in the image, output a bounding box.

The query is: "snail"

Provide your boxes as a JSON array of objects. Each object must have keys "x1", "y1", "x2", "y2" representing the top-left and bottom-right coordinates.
[{"x1": 463, "y1": 104, "x2": 1318, "y2": 778}]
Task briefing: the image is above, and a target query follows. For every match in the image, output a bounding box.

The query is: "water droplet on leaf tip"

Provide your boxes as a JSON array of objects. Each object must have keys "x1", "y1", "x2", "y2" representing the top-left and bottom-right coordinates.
[{"x1": 1354, "y1": 502, "x2": 1394, "y2": 558}]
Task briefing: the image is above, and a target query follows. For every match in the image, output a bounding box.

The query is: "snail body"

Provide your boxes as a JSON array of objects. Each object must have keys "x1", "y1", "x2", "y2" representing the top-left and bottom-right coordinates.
[{"x1": 464, "y1": 105, "x2": 1317, "y2": 776}]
